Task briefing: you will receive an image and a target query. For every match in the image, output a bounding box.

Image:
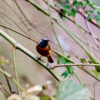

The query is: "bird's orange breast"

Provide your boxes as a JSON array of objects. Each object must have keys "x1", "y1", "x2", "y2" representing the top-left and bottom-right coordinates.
[{"x1": 36, "y1": 45, "x2": 51, "y2": 57}]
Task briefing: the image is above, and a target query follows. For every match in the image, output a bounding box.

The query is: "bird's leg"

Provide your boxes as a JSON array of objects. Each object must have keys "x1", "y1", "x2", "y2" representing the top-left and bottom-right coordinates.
[
  {"x1": 37, "y1": 56, "x2": 42, "y2": 61},
  {"x1": 46, "y1": 62, "x2": 50, "y2": 68}
]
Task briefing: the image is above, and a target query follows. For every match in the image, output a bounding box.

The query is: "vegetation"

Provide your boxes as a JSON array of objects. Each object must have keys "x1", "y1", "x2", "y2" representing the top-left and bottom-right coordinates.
[{"x1": 0, "y1": 0, "x2": 100, "y2": 100}]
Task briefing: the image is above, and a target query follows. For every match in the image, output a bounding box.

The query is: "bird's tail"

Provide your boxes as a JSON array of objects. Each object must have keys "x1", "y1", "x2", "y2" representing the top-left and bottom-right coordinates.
[{"x1": 48, "y1": 56, "x2": 54, "y2": 63}]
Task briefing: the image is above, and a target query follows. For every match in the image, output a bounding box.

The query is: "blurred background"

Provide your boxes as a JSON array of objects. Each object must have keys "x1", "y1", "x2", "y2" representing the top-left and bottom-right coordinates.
[{"x1": 0, "y1": 0, "x2": 100, "y2": 100}]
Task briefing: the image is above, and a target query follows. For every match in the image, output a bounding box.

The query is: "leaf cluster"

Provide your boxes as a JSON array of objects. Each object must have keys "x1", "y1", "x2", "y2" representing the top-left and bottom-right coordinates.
[
  {"x1": 57, "y1": 54, "x2": 74, "y2": 78},
  {"x1": 55, "y1": 0, "x2": 100, "y2": 27}
]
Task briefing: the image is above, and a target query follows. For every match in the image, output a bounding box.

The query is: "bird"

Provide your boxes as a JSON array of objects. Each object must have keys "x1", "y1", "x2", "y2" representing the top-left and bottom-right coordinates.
[{"x1": 36, "y1": 38, "x2": 54, "y2": 64}]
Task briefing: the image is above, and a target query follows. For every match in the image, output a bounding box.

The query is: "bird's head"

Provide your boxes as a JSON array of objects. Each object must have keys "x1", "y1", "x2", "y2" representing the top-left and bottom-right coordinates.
[
  {"x1": 37, "y1": 38, "x2": 50, "y2": 48},
  {"x1": 42, "y1": 38, "x2": 50, "y2": 43}
]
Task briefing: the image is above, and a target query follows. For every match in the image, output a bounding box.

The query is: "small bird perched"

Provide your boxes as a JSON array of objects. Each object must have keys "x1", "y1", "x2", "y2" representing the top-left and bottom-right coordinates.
[{"x1": 36, "y1": 38, "x2": 54, "y2": 63}]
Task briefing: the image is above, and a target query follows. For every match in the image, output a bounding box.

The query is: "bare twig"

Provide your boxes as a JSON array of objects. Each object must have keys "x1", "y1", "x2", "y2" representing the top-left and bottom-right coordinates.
[
  {"x1": 72, "y1": 16, "x2": 93, "y2": 54},
  {"x1": 0, "y1": 82, "x2": 11, "y2": 95},
  {"x1": 50, "y1": 63, "x2": 100, "y2": 69},
  {"x1": 86, "y1": 18, "x2": 99, "y2": 48},
  {"x1": 13, "y1": 46, "x2": 20, "y2": 95},
  {"x1": 1, "y1": 66, "x2": 12, "y2": 94}
]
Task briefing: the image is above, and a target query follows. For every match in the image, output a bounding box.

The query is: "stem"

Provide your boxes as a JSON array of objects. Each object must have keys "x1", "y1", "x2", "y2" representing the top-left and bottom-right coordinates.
[
  {"x1": 50, "y1": 63, "x2": 100, "y2": 69},
  {"x1": 47, "y1": 0, "x2": 65, "y2": 55},
  {"x1": 1, "y1": 66, "x2": 12, "y2": 94},
  {"x1": 0, "y1": 82, "x2": 11, "y2": 95},
  {"x1": 86, "y1": 18, "x2": 99, "y2": 48},
  {"x1": 70, "y1": 30, "x2": 100, "y2": 52},
  {"x1": 0, "y1": 67, "x2": 25, "y2": 92},
  {"x1": 80, "y1": 67, "x2": 100, "y2": 82},
  {"x1": 73, "y1": 71, "x2": 83, "y2": 84},
  {"x1": 72, "y1": 16, "x2": 93, "y2": 54},
  {"x1": 0, "y1": 24, "x2": 37, "y2": 43},
  {"x1": 88, "y1": 0, "x2": 100, "y2": 14},
  {"x1": 13, "y1": 46, "x2": 20, "y2": 95},
  {"x1": 0, "y1": 12, "x2": 29, "y2": 36}
]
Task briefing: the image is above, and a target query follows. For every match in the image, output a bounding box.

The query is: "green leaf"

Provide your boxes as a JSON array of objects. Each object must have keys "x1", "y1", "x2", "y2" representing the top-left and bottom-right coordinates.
[
  {"x1": 92, "y1": 70, "x2": 99, "y2": 76},
  {"x1": 57, "y1": 54, "x2": 62, "y2": 59},
  {"x1": 71, "y1": 9, "x2": 76, "y2": 17},
  {"x1": 67, "y1": 11, "x2": 71, "y2": 16},
  {"x1": 91, "y1": 0, "x2": 100, "y2": 6},
  {"x1": 56, "y1": 1, "x2": 65, "y2": 9},
  {"x1": 95, "y1": 66, "x2": 100, "y2": 72},
  {"x1": 80, "y1": 58, "x2": 85, "y2": 63},
  {"x1": 88, "y1": 14, "x2": 91, "y2": 21},
  {"x1": 87, "y1": 53, "x2": 100, "y2": 73},
  {"x1": 85, "y1": 11, "x2": 88, "y2": 14},
  {"x1": 94, "y1": 15, "x2": 100, "y2": 21},
  {"x1": 61, "y1": 66, "x2": 74, "y2": 78},
  {"x1": 56, "y1": 79, "x2": 90, "y2": 100},
  {"x1": 66, "y1": 55, "x2": 71, "y2": 58},
  {"x1": 85, "y1": 0, "x2": 89, "y2": 3},
  {"x1": 61, "y1": 70, "x2": 68, "y2": 78},
  {"x1": 88, "y1": 60, "x2": 92, "y2": 63},
  {"x1": 94, "y1": 8, "x2": 99, "y2": 14},
  {"x1": 83, "y1": 2, "x2": 90, "y2": 8},
  {"x1": 73, "y1": 0, "x2": 77, "y2": 6},
  {"x1": 40, "y1": 95, "x2": 51, "y2": 100},
  {"x1": 97, "y1": 22, "x2": 100, "y2": 27},
  {"x1": 60, "y1": 58, "x2": 66, "y2": 64},
  {"x1": 65, "y1": 58, "x2": 73, "y2": 64},
  {"x1": 62, "y1": 16, "x2": 66, "y2": 21},
  {"x1": 57, "y1": 59, "x2": 61, "y2": 64},
  {"x1": 66, "y1": 66, "x2": 73, "y2": 76},
  {"x1": 77, "y1": 2, "x2": 83, "y2": 6},
  {"x1": 64, "y1": 4, "x2": 70, "y2": 9},
  {"x1": 62, "y1": 9, "x2": 67, "y2": 15},
  {"x1": 89, "y1": 10, "x2": 94, "y2": 14}
]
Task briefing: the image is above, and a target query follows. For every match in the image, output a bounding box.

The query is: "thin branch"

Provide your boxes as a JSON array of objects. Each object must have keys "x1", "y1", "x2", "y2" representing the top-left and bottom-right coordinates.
[
  {"x1": 88, "y1": 0, "x2": 100, "y2": 14},
  {"x1": 47, "y1": 0, "x2": 65, "y2": 55},
  {"x1": 70, "y1": 29, "x2": 100, "y2": 52},
  {"x1": 80, "y1": 67, "x2": 100, "y2": 82},
  {"x1": 50, "y1": 63, "x2": 100, "y2": 69},
  {"x1": 0, "y1": 82, "x2": 11, "y2": 95},
  {"x1": 0, "y1": 11, "x2": 29, "y2": 36},
  {"x1": 0, "y1": 24, "x2": 38, "y2": 43},
  {"x1": 12, "y1": 46, "x2": 20, "y2": 95},
  {"x1": 86, "y1": 18, "x2": 99, "y2": 48},
  {"x1": 1, "y1": 66, "x2": 12, "y2": 94},
  {"x1": 0, "y1": 67, "x2": 25, "y2": 92},
  {"x1": 72, "y1": 16, "x2": 93, "y2": 54},
  {"x1": 78, "y1": 9, "x2": 98, "y2": 27},
  {"x1": 3, "y1": 0, "x2": 33, "y2": 37},
  {"x1": 14, "y1": 0, "x2": 49, "y2": 39}
]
